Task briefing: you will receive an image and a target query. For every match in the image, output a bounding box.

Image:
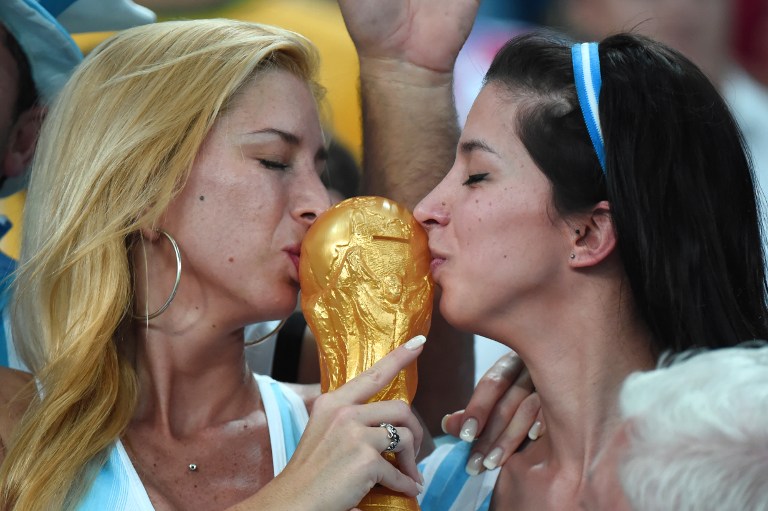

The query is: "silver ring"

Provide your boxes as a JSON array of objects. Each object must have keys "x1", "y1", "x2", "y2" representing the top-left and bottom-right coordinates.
[{"x1": 380, "y1": 423, "x2": 400, "y2": 452}]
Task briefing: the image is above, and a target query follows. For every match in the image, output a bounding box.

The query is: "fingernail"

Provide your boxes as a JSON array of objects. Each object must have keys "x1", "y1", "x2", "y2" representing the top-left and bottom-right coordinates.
[
  {"x1": 482, "y1": 447, "x2": 503, "y2": 471},
  {"x1": 416, "y1": 483, "x2": 424, "y2": 494},
  {"x1": 528, "y1": 420, "x2": 543, "y2": 441},
  {"x1": 459, "y1": 417, "x2": 478, "y2": 442},
  {"x1": 441, "y1": 414, "x2": 450, "y2": 435},
  {"x1": 419, "y1": 472, "x2": 425, "y2": 485},
  {"x1": 465, "y1": 452, "x2": 484, "y2": 476},
  {"x1": 404, "y1": 335, "x2": 426, "y2": 350}
]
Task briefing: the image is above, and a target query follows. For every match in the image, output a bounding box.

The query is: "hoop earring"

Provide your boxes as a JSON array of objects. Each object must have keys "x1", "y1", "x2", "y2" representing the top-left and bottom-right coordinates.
[
  {"x1": 244, "y1": 318, "x2": 287, "y2": 347},
  {"x1": 134, "y1": 229, "x2": 182, "y2": 320}
]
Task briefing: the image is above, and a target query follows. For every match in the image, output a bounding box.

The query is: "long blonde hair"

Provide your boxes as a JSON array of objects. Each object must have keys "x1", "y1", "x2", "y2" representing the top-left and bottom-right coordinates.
[{"x1": 0, "y1": 19, "x2": 320, "y2": 510}]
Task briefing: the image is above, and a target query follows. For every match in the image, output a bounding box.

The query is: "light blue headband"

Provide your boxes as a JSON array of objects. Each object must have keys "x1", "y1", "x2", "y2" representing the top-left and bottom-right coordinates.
[{"x1": 571, "y1": 42, "x2": 606, "y2": 173}]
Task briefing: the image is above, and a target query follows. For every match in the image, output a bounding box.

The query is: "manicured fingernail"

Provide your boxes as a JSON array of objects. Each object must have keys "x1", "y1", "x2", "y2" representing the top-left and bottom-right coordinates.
[
  {"x1": 404, "y1": 335, "x2": 426, "y2": 350},
  {"x1": 459, "y1": 417, "x2": 478, "y2": 442},
  {"x1": 441, "y1": 414, "x2": 450, "y2": 435},
  {"x1": 528, "y1": 420, "x2": 543, "y2": 441},
  {"x1": 465, "y1": 452, "x2": 484, "y2": 476},
  {"x1": 482, "y1": 447, "x2": 503, "y2": 470}
]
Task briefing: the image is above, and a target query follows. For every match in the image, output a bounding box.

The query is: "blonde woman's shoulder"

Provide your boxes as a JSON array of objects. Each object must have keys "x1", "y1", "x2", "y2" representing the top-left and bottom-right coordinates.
[{"x1": 0, "y1": 367, "x2": 34, "y2": 460}]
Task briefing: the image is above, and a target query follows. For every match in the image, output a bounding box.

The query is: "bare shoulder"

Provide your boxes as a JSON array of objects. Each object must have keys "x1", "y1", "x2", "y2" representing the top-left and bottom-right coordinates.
[
  {"x1": 283, "y1": 382, "x2": 321, "y2": 414},
  {"x1": 0, "y1": 367, "x2": 34, "y2": 457}
]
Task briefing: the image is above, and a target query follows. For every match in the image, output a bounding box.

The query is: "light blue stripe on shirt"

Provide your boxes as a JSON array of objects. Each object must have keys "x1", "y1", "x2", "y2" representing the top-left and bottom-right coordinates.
[{"x1": 418, "y1": 439, "x2": 499, "y2": 511}]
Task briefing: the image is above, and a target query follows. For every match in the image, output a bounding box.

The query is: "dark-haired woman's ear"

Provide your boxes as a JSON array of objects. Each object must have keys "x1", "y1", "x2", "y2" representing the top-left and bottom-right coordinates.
[{"x1": 569, "y1": 200, "x2": 616, "y2": 268}]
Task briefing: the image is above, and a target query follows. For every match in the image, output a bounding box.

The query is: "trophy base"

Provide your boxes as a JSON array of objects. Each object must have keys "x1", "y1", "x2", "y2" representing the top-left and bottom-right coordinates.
[{"x1": 357, "y1": 486, "x2": 420, "y2": 511}]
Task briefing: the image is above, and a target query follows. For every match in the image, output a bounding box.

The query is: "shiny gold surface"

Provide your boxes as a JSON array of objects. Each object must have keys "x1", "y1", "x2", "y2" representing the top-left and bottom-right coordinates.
[{"x1": 300, "y1": 196, "x2": 433, "y2": 511}]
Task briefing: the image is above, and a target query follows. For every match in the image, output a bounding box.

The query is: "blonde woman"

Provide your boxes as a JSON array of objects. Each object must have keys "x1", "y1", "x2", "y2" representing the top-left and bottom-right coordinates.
[{"x1": 0, "y1": 19, "x2": 427, "y2": 511}]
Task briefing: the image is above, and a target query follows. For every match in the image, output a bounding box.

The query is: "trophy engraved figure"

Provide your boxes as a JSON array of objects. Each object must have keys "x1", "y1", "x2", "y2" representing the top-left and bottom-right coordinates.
[{"x1": 300, "y1": 196, "x2": 433, "y2": 511}]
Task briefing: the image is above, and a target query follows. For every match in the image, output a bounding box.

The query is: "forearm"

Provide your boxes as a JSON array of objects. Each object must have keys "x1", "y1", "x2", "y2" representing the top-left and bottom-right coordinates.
[
  {"x1": 359, "y1": 57, "x2": 460, "y2": 210},
  {"x1": 359, "y1": 59, "x2": 474, "y2": 436}
]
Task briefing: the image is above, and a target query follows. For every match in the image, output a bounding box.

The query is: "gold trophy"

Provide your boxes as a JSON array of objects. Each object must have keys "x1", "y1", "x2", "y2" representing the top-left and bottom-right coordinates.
[{"x1": 299, "y1": 196, "x2": 433, "y2": 511}]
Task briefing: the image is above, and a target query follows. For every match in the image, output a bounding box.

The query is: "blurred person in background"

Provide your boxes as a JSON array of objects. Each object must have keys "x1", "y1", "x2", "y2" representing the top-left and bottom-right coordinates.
[
  {"x1": 0, "y1": 0, "x2": 155, "y2": 367},
  {"x1": 555, "y1": 0, "x2": 768, "y2": 229}
]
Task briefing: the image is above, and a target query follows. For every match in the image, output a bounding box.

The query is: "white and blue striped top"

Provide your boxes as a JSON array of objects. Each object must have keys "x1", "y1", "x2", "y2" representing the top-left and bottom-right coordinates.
[
  {"x1": 76, "y1": 374, "x2": 309, "y2": 510},
  {"x1": 418, "y1": 440, "x2": 500, "y2": 511}
]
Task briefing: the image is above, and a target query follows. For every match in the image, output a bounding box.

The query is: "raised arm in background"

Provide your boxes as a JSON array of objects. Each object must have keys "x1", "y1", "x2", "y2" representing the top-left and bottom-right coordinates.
[{"x1": 337, "y1": 0, "x2": 480, "y2": 435}]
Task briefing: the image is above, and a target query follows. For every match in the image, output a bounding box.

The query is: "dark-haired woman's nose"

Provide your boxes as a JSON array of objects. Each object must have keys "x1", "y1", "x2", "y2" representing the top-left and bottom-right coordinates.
[{"x1": 414, "y1": 190, "x2": 450, "y2": 231}]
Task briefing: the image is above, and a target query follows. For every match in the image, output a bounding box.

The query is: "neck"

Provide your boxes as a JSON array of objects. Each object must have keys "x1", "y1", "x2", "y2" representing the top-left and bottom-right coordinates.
[
  {"x1": 527, "y1": 326, "x2": 653, "y2": 473},
  {"x1": 491, "y1": 276, "x2": 656, "y2": 477},
  {"x1": 130, "y1": 317, "x2": 260, "y2": 438}
]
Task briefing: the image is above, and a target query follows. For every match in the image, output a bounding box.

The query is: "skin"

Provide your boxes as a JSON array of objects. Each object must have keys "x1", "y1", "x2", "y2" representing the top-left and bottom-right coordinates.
[
  {"x1": 126, "y1": 69, "x2": 330, "y2": 510},
  {"x1": 0, "y1": 26, "x2": 41, "y2": 180},
  {"x1": 121, "y1": 68, "x2": 426, "y2": 511},
  {"x1": 0, "y1": 28, "x2": 18, "y2": 165},
  {"x1": 338, "y1": 0, "x2": 480, "y2": 434},
  {"x1": 0, "y1": 25, "x2": 41, "y2": 461},
  {"x1": 414, "y1": 84, "x2": 656, "y2": 510},
  {"x1": 579, "y1": 422, "x2": 633, "y2": 511},
  {"x1": 0, "y1": 1, "x2": 534, "y2": 507},
  {"x1": 337, "y1": 0, "x2": 541, "y2": 462},
  {"x1": 413, "y1": 85, "x2": 571, "y2": 339},
  {"x1": 0, "y1": 367, "x2": 33, "y2": 459}
]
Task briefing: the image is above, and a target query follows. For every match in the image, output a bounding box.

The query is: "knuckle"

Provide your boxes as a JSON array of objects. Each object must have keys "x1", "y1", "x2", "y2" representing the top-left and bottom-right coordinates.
[
  {"x1": 519, "y1": 394, "x2": 541, "y2": 416},
  {"x1": 334, "y1": 405, "x2": 358, "y2": 424},
  {"x1": 496, "y1": 397, "x2": 520, "y2": 420},
  {"x1": 392, "y1": 399, "x2": 411, "y2": 418},
  {"x1": 478, "y1": 370, "x2": 513, "y2": 387},
  {"x1": 312, "y1": 393, "x2": 333, "y2": 413},
  {"x1": 362, "y1": 366, "x2": 387, "y2": 386}
]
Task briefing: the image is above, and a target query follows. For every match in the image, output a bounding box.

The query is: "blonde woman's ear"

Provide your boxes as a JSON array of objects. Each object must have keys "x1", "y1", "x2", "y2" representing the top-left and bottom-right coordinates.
[{"x1": 138, "y1": 226, "x2": 163, "y2": 242}]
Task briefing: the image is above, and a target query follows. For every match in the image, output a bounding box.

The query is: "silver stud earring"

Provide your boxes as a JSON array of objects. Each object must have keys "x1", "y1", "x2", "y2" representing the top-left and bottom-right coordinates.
[
  {"x1": 570, "y1": 253, "x2": 576, "y2": 259},
  {"x1": 575, "y1": 229, "x2": 581, "y2": 235}
]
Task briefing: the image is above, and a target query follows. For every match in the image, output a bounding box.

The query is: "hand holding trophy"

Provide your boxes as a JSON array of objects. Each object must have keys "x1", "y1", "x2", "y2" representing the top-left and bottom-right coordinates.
[{"x1": 300, "y1": 196, "x2": 433, "y2": 510}]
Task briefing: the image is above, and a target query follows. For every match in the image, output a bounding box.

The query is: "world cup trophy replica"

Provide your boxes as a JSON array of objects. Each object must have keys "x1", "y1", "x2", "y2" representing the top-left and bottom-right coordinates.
[{"x1": 299, "y1": 196, "x2": 433, "y2": 511}]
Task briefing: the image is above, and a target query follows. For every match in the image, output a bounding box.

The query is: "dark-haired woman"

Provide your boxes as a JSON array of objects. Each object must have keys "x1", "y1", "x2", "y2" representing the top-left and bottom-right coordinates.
[{"x1": 415, "y1": 31, "x2": 768, "y2": 511}]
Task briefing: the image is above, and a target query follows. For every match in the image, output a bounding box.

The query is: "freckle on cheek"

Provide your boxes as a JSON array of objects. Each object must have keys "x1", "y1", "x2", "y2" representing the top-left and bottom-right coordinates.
[
  {"x1": 199, "y1": 195, "x2": 205, "y2": 201},
  {"x1": 228, "y1": 257, "x2": 234, "y2": 263}
]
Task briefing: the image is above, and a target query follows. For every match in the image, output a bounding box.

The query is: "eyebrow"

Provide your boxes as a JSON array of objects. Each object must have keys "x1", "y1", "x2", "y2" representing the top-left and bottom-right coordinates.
[
  {"x1": 459, "y1": 139, "x2": 499, "y2": 156},
  {"x1": 247, "y1": 128, "x2": 328, "y2": 162}
]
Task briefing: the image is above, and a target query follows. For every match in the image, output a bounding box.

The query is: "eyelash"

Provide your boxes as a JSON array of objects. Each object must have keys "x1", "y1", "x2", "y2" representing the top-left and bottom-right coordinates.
[
  {"x1": 259, "y1": 159, "x2": 289, "y2": 171},
  {"x1": 462, "y1": 173, "x2": 489, "y2": 186}
]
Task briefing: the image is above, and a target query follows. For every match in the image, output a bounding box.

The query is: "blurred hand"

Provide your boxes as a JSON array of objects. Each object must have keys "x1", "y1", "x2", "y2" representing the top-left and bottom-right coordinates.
[{"x1": 442, "y1": 351, "x2": 543, "y2": 475}]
